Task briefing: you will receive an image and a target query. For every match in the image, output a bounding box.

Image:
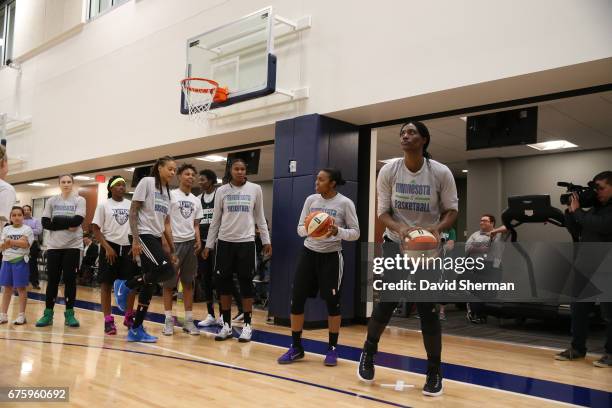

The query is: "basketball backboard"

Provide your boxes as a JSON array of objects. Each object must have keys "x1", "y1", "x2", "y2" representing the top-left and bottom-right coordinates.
[{"x1": 181, "y1": 7, "x2": 276, "y2": 113}]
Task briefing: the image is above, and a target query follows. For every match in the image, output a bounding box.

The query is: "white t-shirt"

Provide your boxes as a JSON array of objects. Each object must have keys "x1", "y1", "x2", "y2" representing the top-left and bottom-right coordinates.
[
  {"x1": 92, "y1": 198, "x2": 132, "y2": 246},
  {"x1": 0, "y1": 179, "x2": 16, "y2": 228},
  {"x1": 43, "y1": 194, "x2": 87, "y2": 249},
  {"x1": 2, "y1": 224, "x2": 34, "y2": 261},
  {"x1": 377, "y1": 158, "x2": 458, "y2": 243},
  {"x1": 132, "y1": 177, "x2": 171, "y2": 238},
  {"x1": 170, "y1": 189, "x2": 203, "y2": 242}
]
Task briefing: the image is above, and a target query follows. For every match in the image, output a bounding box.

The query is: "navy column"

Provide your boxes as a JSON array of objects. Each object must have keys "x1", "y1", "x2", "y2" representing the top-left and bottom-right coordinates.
[{"x1": 269, "y1": 114, "x2": 360, "y2": 327}]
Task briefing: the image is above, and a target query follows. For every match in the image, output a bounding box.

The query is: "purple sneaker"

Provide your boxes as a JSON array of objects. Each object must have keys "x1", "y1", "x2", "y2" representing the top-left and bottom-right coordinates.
[
  {"x1": 324, "y1": 347, "x2": 338, "y2": 366},
  {"x1": 277, "y1": 346, "x2": 304, "y2": 364}
]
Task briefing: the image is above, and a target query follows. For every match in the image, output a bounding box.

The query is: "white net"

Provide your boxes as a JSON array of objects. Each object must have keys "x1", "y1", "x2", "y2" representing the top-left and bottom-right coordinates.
[{"x1": 181, "y1": 78, "x2": 218, "y2": 124}]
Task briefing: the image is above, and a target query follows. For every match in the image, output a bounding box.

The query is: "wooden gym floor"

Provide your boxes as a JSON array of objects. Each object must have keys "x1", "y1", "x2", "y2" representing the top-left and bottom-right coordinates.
[{"x1": 0, "y1": 286, "x2": 610, "y2": 407}]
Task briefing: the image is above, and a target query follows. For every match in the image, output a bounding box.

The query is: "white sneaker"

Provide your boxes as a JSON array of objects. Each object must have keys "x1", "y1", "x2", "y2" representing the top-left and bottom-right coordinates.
[
  {"x1": 239, "y1": 323, "x2": 252, "y2": 343},
  {"x1": 183, "y1": 319, "x2": 200, "y2": 335},
  {"x1": 13, "y1": 314, "x2": 26, "y2": 325},
  {"x1": 215, "y1": 316, "x2": 224, "y2": 326},
  {"x1": 215, "y1": 323, "x2": 233, "y2": 341},
  {"x1": 0, "y1": 313, "x2": 8, "y2": 324},
  {"x1": 197, "y1": 314, "x2": 217, "y2": 328},
  {"x1": 232, "y1": 313, "x2": 244, "y2": 323},
  {"x1": 162, "y1": 317, "x2": 174, "y2": 336}
]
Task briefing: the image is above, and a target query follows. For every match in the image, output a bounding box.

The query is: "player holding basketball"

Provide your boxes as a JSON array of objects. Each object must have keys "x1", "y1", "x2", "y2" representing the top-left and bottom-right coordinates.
[
  {"x1": 162, "y1": 163, "x2": 203, "y2": 336},
  {"x1": 357, "y1": 121, "x2": 458, "y2": 397},
  {"x1": 203, "y1": 158, "x2": 271, "y2": 342},
  {"x1": 277, "y1": 168, "x2": 360, "y2": 366},
  {"x1": 92, "y1": 176, "x2": 137, "y2": 335},
  {"x1": 114, "y1": 156, "x2": 177, "y2": 343}
]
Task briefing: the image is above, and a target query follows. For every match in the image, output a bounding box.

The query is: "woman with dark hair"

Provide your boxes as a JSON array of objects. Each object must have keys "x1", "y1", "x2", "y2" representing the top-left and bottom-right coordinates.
[
  {"x1": 114, "y1": 156, "x2": 177, "y2": 343},
  {"x1": 357, "y1": 121, "x2": 458, "y2": 397},
  {"x1": 277, "y1": 168, "x2": 359, "y2": 367},
  {"x1": 92, "y1": 175, "x2": 137, "y2": 335},
  {"x1": 36, "y1": 174, "x2": 86, "y2": 328},
  {"x1": 203, "y1": 158, "x2": 271, "y2": 342}
]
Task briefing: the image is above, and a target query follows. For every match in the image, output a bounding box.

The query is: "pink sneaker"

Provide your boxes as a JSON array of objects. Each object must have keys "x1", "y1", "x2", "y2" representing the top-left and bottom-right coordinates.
[
  {"x1": 123, "y1": 310, "x2": 135, "y2": 329},
  {"x1": 104, "y1": 315, "x2": 117, "y2": 335}
]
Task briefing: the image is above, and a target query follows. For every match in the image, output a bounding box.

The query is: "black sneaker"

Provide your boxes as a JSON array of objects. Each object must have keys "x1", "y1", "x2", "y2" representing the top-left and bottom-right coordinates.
[
  {"x1": 593, "y1": 354, "x2": 612, "y2": 368},
  {"x1": 422, "y1": 367, "x2": 443, "y2": 397},
  {"x1": 555, "y1": 348, "x2": 586, "y2": 361},
  {"x1": 357, "y1": 341, "x2": 376, "y2": 383},
  {"x1": 466, "y1": 312, "x2": 487, "y2": 324}
]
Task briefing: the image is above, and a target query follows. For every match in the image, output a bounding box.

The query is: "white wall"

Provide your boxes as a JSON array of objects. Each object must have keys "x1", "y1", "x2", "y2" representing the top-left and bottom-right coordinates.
[
  {"x1": 467, "y1": 148, "x2": 612, "y2": 242},
  {"x1": 1, "y1": 0, "x2": 611, "y2": 182}
]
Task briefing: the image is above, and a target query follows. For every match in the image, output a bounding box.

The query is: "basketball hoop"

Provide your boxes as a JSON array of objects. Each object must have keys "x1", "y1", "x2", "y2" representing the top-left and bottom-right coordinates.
[{"x1": 180, "y1": 78, "x2": 228, "y2": 123}]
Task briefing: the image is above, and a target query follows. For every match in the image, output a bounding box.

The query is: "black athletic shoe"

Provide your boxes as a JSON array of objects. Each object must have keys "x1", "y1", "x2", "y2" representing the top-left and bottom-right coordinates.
[
  {"x1": 357, "y1": 341, "x2": 376, "y2": 383},
  {"x1": 422, "y1": 367, "x2": 443, "y2": 397},
  {"x1": 555, "y1": 348, "x2": 586, "y2": 361}
]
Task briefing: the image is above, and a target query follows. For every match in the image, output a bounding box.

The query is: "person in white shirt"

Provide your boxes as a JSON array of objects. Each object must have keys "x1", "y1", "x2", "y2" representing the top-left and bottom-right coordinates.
[
  {"x1": 357, "y1": 121, "x2": 458, "y2": 397},
  {"x1": 277, "y1": 168, "x2": 360, "y2": 367},
  {"x1": 0, "y1": 145, "x2": 16, "y2": 229},
  {"x1": 92, "y1": 176, "x2": 138, "y2": 335},
  {"x1": 0, "y1": 206, "x2": 34, "y2": 325},
  {"x1": 162, "y1": 164, "x2": 203, "y2": 336},
  {"x1": 203, "y1": 158, "x2": 272, "y2": 342},
  {"x1": 114, "y1": 156, "x2": 177, "y2": 343}
]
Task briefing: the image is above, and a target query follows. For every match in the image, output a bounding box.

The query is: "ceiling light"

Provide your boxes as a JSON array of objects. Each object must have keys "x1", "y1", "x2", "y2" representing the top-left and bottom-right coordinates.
[
  {"x1": 124, "y1": 168, "x2": 135, "y2": 172},
  {"x1": 27, "y1": 182, "x2": 49, "y2": 187},
  {"x1": 216, "y1": 178, "x2": 222, "y2": 184},
  {"x1": 459, "y1": 116, "x2": 467, "y2": 122},
  {"x1": 197, "y1": 155, "x2": 226, "y2": 162},
  {"x1": 74, "y1": 175, "x2": 93, "y2": 181},
  {"x1": 527, "y1": 140, "x2": 578, "y2": 151},
  {"x1": 462, "y1": 169, "x2": 468, "y2": 173}
]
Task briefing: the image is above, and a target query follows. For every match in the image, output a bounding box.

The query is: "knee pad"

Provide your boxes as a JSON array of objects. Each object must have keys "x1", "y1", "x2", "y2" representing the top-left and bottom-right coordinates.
[
  {"x1": 238, "y1": 275, "x2": 254, "y2": 298},
  {"x1": 290, "y1": 297, "x2": 306, "y2": 315},
  {"x1": 325, "y1": 296, "x2": 341, "y2": 316},
  {"x1": 138, "y1": 283, "x2": 154, "y2": 305}
]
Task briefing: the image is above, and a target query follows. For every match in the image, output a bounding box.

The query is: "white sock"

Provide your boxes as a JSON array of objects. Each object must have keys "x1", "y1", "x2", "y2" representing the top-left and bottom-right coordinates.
[
  {"x1": 185, "y1": 311, "x2": 193, "y2": 320},
  {"x1": 165, "y1": 311, "x2": 172, "y2": 319}
]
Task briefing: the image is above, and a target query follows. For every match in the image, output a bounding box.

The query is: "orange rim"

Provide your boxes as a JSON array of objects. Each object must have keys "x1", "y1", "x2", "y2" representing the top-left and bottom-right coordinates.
[{"x1": 181, "y1": 77, "x2": 219, "y2": 94}]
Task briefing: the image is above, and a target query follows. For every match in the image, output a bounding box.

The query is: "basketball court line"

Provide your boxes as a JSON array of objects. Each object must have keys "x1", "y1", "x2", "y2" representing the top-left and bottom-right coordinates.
[
  {"x1": 0, "y1": 335, "x2": 412, "y2": 408},
  {"x1": 18, "y1": 292, "x2": 612, "y2": 407}
]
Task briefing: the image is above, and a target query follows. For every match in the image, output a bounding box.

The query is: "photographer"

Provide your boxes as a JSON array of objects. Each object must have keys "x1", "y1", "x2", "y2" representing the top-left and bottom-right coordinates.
[{"x1": 556, "y1": 171, "x2": 612, "y2": 368}]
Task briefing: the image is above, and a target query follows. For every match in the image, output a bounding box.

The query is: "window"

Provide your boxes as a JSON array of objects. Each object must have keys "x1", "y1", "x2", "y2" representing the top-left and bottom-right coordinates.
[
  {"x1": 0, "y1": 0, "x2": 15, "y2": 66},
  {"x1": 89, "y1": 0, "x2": 128, "y2": 20}
]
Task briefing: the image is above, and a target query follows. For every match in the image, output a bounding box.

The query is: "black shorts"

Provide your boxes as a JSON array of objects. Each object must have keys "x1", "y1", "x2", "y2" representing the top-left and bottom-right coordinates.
[
  {"x1": 129, "y1": 234, "x2": 173, "y2": 284},
  {"x1": 214, "y1": 240, "x2": 255, "y2": 295},
  {"x1": 292, "y1": 247, "x2": 344, "y2": 302},
  {"x1": 98, "y1": 241, "x2": 139, "y2": 284}
]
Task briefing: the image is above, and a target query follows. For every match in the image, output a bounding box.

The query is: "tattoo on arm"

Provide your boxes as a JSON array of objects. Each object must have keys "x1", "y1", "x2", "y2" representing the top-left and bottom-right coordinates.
[{"x1": 129, "y1": 201, "x2": 143, "y2": 241}]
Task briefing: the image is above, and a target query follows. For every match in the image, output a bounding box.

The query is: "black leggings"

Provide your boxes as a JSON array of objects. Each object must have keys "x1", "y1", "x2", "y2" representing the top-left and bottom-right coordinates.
[
  {"x1": 367, "y1": 302, "x2": 442, "y2": 371},
  {"x1": 126, "y1": 235, "x2": 173, "y2": 328},
  {"x1": 45, "y1": 248, "x2": 80, "y2": 309}
]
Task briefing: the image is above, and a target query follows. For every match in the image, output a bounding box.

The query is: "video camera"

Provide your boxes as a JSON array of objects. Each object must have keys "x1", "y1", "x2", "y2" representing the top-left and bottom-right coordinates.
[{"x1": 557, "y1": 181, "x2": 598, "y2": 208}]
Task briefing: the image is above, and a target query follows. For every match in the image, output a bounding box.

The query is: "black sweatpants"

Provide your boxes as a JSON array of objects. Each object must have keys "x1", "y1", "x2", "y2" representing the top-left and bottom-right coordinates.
[{"x1": 45, "y1": 248, "x2": 80, "y2": 309}]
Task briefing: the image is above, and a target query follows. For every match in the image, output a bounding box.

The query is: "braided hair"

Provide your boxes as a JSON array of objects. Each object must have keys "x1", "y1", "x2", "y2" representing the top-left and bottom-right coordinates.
[{"x1": 150, "y1": 156, "x2": 174, "y2": 198}]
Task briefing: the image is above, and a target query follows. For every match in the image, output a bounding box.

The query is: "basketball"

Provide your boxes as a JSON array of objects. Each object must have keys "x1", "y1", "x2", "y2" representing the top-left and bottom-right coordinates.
[
  {"x1": 304, "y1": 211, "x2": 334, "y2": 238},
  {"x1": 401, "y1": 228, "x2": 440, "y2": 257}
]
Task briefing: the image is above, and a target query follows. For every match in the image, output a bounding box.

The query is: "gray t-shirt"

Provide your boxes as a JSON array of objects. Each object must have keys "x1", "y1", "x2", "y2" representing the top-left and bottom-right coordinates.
[
  {"x1": 377, "y1": 158, "x2": 458, "y2": 243},
  {"x1": 132, "y1": 177, "x2": 171, "y2": 238},
  {"x1": 43, "y1": 194, "x2": 86, "y2": 249},
  {"x1": 297, "y1": 193, "x2": 360, "y2": 253},
  {"x1": 1, "y1": 224, "x2": 34, "y2": 261},
  {"x1": 205, "y1": 181, "x2": 270, "y2": 248},
  {"x1": 170, "y1": 189, "x2": 203, "y2": 243}
]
